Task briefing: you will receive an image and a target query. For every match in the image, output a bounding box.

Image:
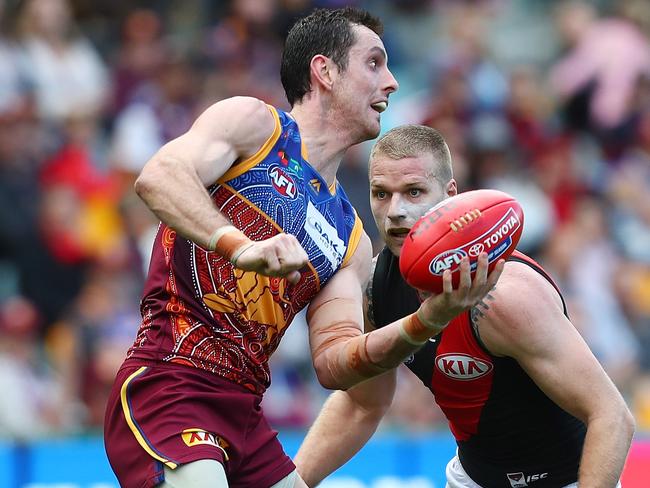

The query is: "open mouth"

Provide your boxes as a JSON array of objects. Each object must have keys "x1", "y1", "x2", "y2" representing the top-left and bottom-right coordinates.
[
  {"x1": 371, "y1": 101, "x2": 388, "y2": 113},
  {"x1": 388, "y1": 228, "x2": 410, "y2": 239}
]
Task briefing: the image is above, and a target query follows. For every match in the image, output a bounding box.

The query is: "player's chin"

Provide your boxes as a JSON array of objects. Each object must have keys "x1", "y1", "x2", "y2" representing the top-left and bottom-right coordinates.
[
  {"x1": 387, "y1": 235, "x2": 407, "y2": 257},
  {"x1": 364, "y1": 116, "x2": 381, "y2": 138}
]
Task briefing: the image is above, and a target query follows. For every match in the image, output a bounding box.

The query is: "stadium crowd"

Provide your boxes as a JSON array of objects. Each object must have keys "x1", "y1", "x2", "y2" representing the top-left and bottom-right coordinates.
[{"x1": 1, "y1": 0, "x2": 650, "y2": 439}]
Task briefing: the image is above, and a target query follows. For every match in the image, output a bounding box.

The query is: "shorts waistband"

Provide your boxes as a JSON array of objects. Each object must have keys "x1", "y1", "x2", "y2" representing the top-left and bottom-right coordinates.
[{"x1": 120, "y1": 358, "x2": 263, "y2": 397}]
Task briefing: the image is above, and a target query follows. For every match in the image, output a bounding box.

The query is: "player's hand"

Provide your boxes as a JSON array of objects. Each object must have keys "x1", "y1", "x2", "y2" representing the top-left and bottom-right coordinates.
[
  {"x1": 417, "y1": 253, "x2": 504, "y2": 329},
  {"x1": 232, "y1": 233, "x2": 309, "y2": 284}
]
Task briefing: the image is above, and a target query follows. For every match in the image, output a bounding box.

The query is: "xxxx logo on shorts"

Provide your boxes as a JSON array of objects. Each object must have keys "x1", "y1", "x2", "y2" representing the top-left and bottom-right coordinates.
[{"x1": 181, "y1": 429, "x2": 230, "y2": 460}]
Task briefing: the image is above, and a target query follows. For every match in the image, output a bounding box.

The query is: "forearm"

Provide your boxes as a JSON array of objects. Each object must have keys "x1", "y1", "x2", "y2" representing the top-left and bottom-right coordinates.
[
  {"x1": 578, "y1": 413, "x2": 634, "y2": 487},
  {"x1": 311, "y1": 309, "x2": 443, "y2": 390},
  {"x1": 295, "y1": 381, "x2": 391, "y2": 486},
  {"x1": 135, "y1": 155, "x2": 232, "y2": 249}
]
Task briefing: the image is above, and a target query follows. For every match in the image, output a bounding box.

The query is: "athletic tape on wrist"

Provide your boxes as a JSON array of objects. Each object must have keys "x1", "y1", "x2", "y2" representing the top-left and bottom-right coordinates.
[
  {"x1": 401, "y1": 312, "x2": 447, "y2": 345},
  {"x1": 208, "y1": 225, "x2": 236, "y2": 251},
  {"x1": 399, "y1": 316, "x2": 429, "y2": 346},
  {"x1": 207, "y1": 225, "x2": 252, "y2": 263}
]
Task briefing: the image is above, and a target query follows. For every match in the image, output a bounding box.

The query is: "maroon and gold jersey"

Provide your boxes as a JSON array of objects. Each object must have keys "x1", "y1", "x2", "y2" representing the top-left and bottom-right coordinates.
[{"x1": 127, "y1": 106, "x2": 363, "y2": 394}]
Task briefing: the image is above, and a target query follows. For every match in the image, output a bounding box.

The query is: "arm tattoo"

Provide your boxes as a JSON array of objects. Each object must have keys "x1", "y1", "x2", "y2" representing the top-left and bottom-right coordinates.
[
  {"x1": 364, "y1": 256, "x2": 379, "y2": 329},
  {"x1": 470, "y1": 289, "x2": 496, "y2": 341}
]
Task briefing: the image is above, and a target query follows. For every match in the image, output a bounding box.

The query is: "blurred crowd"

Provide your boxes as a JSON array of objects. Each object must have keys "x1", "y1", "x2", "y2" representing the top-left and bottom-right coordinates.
[{"x1": 2, "y1": 0, "x2": 650, "y2": 439}]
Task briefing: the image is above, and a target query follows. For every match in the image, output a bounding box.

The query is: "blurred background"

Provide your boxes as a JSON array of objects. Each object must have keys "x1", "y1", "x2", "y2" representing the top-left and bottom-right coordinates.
[{"x1": 1, "y1": 0, "x2": 650, "y2": 486}]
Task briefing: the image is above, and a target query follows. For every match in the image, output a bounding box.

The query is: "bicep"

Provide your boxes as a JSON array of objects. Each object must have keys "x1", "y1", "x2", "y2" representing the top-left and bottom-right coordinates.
[
  {"x1": 152, "y1": 97, "x2": 276, "y2": 186},
  {"x1": 306, "y1": 234, "x2": 372, "y2": 359},
  {"x1": 514, "y1": 314, "x2": 619, "y2": 423},
  {"x1": 483, "y1": 266, "x2": 621, "y2": 423}
]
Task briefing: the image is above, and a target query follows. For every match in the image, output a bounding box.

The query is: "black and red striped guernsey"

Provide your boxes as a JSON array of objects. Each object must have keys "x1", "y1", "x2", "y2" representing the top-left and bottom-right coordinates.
[{"x1": 371, "y1": 249, "x2": 586, "y2": 488}]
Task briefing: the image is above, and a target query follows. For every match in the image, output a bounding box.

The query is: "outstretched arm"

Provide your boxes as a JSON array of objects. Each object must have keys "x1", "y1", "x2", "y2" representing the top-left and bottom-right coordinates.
[
  {"x1": 134, "y1": 96, "x2": 308, "y2": 282},
  {"x1": 478, "y1": 262, "x2": 635, "y2": 488},
  {"x1": 306, "y1": 233, "x2": 503, "y2": 390}
]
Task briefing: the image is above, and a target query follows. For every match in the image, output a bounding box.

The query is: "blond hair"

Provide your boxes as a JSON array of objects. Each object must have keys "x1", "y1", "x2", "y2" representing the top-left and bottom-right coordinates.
[{"x1": 370, "y1": 125, "x2": 453, "y2": 184}]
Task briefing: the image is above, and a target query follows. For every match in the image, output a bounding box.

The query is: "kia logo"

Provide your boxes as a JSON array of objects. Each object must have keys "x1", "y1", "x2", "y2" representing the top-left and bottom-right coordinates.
[{"x1": 436, "y1": 353, "x2": 493, "y2": 380}]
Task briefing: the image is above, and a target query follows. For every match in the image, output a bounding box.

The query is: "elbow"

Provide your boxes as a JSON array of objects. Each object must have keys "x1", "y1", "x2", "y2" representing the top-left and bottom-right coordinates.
[
  {"x1": 621, "y1": 406, "x2": 636, "y2": 441},
  {"x1": 314, "y1": 363, "x2": 346, "y2": 391},
  {"x1": 133, "y1": 172, "x2": 148, "y2": 200},
  {"x1": 593, "y1": 402, "x2": 636, "y2": 443},
  {"x1": 612, "y1": 398, "x2": 636, "y2": 441},
  {"x1": 134, "y1": 157, "x2": 169, "y2": 205},
  {"x1": 313, "y1": 354, "x2": 353, "y2": 391},
  {"x1": 134, "y1": 167, "x2": 153, "y2": 201}
]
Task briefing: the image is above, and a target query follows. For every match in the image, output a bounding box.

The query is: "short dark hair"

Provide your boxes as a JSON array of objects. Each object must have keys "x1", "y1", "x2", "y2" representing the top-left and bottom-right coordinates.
[
  {"x1": 370, "y1": 125, "x2": 454, "y2": 184},
  {"x1": 281, "y1": 7, "x2": 383, "y2": 106}
]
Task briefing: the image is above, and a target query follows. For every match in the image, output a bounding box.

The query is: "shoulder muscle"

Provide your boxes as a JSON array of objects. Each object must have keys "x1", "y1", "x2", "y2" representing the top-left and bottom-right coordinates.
[
  {"x1": 158, "y1": 96, "x2": 276, "y2": 186},
  {"x1": 474, "y1": 261, "x2": 565, "y2": 358}
]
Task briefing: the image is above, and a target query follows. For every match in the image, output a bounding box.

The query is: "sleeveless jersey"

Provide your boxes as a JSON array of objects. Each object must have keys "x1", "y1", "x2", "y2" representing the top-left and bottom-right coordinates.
[
  {"x1": 127, "y1": 106, "x2": 363, "y2": 394},
  {"x1": 371, "y1": 249, "x2": 586, "y2": 488}
]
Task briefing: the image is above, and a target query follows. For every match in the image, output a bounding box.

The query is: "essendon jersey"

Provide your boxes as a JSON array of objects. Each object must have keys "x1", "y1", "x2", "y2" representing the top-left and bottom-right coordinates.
[
  {"x1": 371, "y1": 249, "x2": 586, "y2": 488},
  {"x1": 127, "y1": 106, "x2": 363, "y2": 394}
]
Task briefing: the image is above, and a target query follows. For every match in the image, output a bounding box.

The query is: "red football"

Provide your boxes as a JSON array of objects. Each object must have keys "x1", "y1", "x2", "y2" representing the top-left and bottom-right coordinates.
[{"x1": 399, "y1": 189, "x2": 524, "y2": 293}]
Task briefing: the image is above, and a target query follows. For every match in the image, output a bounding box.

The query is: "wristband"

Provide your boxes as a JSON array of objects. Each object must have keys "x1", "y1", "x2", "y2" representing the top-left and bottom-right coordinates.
[
  {"x1": 207, "y1": 225, "x2": 252, "y2": 263},
  {"x1": 400, "y1": 312, "x2": 447, "y2": 345},
  {"x1": 399, "y1": 318, "x2": 429, "y2": 346}
]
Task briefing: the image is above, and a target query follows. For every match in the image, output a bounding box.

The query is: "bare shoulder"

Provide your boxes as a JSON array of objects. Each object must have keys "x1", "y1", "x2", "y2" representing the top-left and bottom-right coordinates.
[
  {"x1": 473, "y1": 260, "x2": 566, "y2": 357},
  {"x1": 193, "y1": 96, "x2": 277, "y2": 158}
]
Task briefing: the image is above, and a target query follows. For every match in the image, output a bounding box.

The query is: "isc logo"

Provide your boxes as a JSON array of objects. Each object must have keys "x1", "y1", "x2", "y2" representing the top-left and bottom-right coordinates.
[
  {"x1": 436, "y1": 353, "x2": 493, "y2": 380},
  {"x1": 268, "y1": 165, "x2": 297, "y2": 199},
  {"x1": 507, "y1": 471, "x2": 548, "y2": 487},
  {"x1": 429, "y1": 249, "x2": 466, "y2": 275}
]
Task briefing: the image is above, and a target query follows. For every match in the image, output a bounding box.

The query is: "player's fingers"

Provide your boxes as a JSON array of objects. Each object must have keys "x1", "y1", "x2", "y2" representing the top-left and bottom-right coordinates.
[
  {"x1": 284, "y1": 235, "x2": 309, "y2": 266},
  {"x1": 458, "y1": 256, "x2": 471, "y2": 292},
  {"x1": 274, "y1": 234, "x2": 308, "y2": 271},
  {"x1": 278, "y1": 248, "x2": 307, "y2": 276},
  {"x1": 473, "y1": 253, "x2": 489, "y2": 287},
  {"x1": 441, "y1": 269, "x2": 453, "y2": 295},
  {"x1": 286, "y1": 270, "x2": 301, "y2": 284},
  {"x1": 487, "y1": 259, "x2": 505, "y2": 289},
  {"x1": 263, "y1": 248, "x2": 282, "y2": 275}
]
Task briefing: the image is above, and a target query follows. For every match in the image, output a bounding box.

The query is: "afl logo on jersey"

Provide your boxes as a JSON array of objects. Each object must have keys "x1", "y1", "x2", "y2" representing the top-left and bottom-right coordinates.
[
  {"x1": 268, "y1": 164, "x2": 297, "y2": 199},
  {"x1": 436, "y1": 353, "x2": 493, "y2": 380}
]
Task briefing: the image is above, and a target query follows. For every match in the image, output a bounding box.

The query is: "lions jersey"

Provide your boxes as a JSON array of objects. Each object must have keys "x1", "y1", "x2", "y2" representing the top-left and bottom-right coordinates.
[{"x1": 127, "y1": 105, "x2": 363, "y2": 394}]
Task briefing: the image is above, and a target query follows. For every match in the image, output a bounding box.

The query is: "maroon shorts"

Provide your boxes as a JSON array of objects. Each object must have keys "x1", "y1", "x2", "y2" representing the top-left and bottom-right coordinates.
[{"x1": 104, "y1": 359, "x2": 294, "y2": 488}]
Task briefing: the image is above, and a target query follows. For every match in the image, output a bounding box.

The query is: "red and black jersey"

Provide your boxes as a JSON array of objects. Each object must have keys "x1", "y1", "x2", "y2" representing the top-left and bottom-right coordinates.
[{"x1": 371, "y1": 248, "x2": 586, "y2": 488}]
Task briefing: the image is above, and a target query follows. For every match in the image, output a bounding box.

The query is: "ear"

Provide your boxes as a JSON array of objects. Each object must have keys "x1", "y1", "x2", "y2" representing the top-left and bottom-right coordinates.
[
  {"x1": 446, "y1": 179, "x2": 458, "y2": 197},
  {"x1": 310, "y1": 54, "x2": 336, "y2": 93}
]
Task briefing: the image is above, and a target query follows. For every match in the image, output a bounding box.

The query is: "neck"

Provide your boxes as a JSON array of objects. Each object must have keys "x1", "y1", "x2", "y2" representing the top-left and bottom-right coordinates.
[{"x1": 290, "y1": 101, "x2": 358, "y2": 187}]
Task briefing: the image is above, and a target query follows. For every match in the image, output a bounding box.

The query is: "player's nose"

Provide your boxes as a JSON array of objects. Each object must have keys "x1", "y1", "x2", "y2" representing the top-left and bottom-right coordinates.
[
  {"x1": 387, "y1": 194, "x2": 406, "y2": 220},
  {"x1": 384, "y1": 67, "x2": 399, "y2": 94}
]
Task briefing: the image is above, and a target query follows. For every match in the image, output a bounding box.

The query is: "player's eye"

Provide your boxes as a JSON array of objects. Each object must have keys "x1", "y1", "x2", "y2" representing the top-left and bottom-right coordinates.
[
  {"x1": 374, "y1": 190, "x2": 387, "y2": 200},
  {"x1": 409, "y1": 189, "x2": 421, "y2": 197},
  {"x1": 369, "y1": 58, "x2": 378, "y2": 69}
]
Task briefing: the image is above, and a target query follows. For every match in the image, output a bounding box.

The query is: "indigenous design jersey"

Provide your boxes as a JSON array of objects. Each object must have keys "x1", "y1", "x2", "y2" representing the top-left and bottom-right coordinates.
[
  {"x1": 371, "y1": 249, "x2": 586, "y2": 488},
  {"x1": 127, "y1": 106, "x2": 362, "y2": 394}
]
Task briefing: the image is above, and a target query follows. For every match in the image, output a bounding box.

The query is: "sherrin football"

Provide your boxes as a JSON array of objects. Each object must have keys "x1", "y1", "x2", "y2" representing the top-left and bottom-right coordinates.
[{"x1": 399, "y1": 189, "x2": 524, "y2": 293}]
